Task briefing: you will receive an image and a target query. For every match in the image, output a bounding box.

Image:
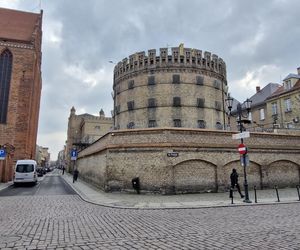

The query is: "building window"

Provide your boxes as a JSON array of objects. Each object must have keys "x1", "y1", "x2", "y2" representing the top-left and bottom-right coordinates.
[
  {"x1": 285, "y1": 80, "x2": 292, "y2": 90},
  {"x1": 148, "y1": 76, "x2": 155, "y2": 85},
  {"x1": 215, "y1": 101, "x2": 222, "y2": 111},
  {"x1": 272, "y1": 102, "x2": 278, "y2": 115},
  {"x1": 213, "y1": 79, "x2": 221, "y2": 89},
  {"x1": 173, "y1": 74, "x2": 180, "y2": 84},
  {"x1": 173, "y1": 119, "x2": 182, "y2": 127},
  {"x1": 127, "y1": 101, "x2": 134, "y2": 111},
  {"x1": 127, "y1": 122, "x2": 135, "y2": 129},
  {"x1": 128, "y1": 80, "x2": 134, "y2": 89},
  {"x1": 148, "y1": 120, "x2": 157, "y2": 128},
  {"x1": 259, "y1": 108, "x2": 265, "y2": 120},
  {"x1": 284, "y1": 98, "x2": 292, "y2": 112},
  {"x1": 197, "y1": 120, "x2": 206, "y2": 128},
  {"x1": 196, "y1": 76, "x2": 204, "y2": 85},
  {"x1": 216, "y1": 122, "x2": 223, "y2": 130},
  {"x1": 115, "y1": 105, "x2": 120, "y2": 114},
  {"x1": 173, "y1": 97, "x2": 181, "y2": 107},
  {"x1": 148, "y1": 98, "x2": 156, "y2": 108},
  {"x1": 197, "y1": 98, "x2": 205, "y2": 108},
  {"x1": 0, "y1": 49, "x2": 13, "y2": 123}
]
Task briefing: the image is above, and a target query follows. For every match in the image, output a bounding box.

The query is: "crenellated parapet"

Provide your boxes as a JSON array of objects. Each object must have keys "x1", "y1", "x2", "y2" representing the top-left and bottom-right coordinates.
[{"x1": 114, "y1": 46, "x2": 226, "y2": 83}]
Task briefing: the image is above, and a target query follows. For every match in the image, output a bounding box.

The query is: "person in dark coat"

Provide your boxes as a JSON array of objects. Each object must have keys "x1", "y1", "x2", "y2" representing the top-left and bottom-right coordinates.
[
  {"x1": 229, "y1": 168, "x2": 244, "y2": 198},
  {"x1": 73, "y1": 169, "x2": 79, "y2": 183}
]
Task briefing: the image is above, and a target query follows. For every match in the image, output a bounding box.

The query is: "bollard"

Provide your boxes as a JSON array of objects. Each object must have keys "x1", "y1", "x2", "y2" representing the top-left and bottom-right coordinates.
[
  {"x1": 297, "y1": 185, "x2": 300, "y2": 201},
  {"x1": 275, "y1": 185, "x2": 280, "y2": 202},
  {"x1": 254, "y1": 185, "x2": 257, "y2": 203}
]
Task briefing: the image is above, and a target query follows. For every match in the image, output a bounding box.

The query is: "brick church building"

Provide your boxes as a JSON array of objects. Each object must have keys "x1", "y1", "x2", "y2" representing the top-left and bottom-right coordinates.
[{"x1": 0, "y1": 7, "x2": 43, "y2": 182}]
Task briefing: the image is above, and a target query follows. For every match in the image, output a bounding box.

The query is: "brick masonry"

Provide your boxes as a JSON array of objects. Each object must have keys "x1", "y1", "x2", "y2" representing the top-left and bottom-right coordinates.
[{"x1": 76, "y1": 128, "x2": 300, "y2": 194}]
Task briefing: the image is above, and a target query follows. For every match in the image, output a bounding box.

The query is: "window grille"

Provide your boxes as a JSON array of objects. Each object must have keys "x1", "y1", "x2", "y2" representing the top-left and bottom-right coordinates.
[
  {"x1": 128, "y1": 80, "x2": 134, "y2": 89},
  {"x1": 197, "y1": 120, "x2": 206, "y2": 128},
  {"x1": 148, "y1": 120, "x2": 157, "y2": 128},
  {"x1": 148, "y1": 76, "x2": 155, "y2": 85},
  {"x1": 127, "y1": 122, "x2": 135, "y2": 129},
  {"x1": 173, "y1": 97, "x2": 181, "y2": 107},
  {"x1": 148, "y1": 98, "x2": 156, "y2": 108},
  {"x1": 173, "y1": 119, "x2": 182, "y2": 127}
]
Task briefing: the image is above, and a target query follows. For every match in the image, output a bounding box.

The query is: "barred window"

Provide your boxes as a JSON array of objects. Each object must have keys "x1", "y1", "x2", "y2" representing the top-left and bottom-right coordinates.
[
  {"x1": 213, "y1": 80, "x2": 221, "y2": 89},
  {"x1": 128, "y1": 80, "x2": 134, "y2": 89},
  {"x1": 196, "y1": 76, "x2": 204, "y2": 85},
  {"x1": 148, "y1": 76, "x2": 155, "y2": 85},
  {"x1": 127, "y1": 122, "x2": 135, "y2": 129},
  {"x1": 148, "y1": 98, "x2": 156, "y2": 108},
  {"x1": 197, "y1": 120, "x2": 206, "y2": 129},
  {"x1": 216, "y1": 122, "x2": 223, "y2": 130},
  {"x1": 172, "y1": 74, "x2": 180, "y2": 84},
  {"x1": 215, "y1": 101, "x2": 222, "y2": 111},
  {"x1": 148, "y1": 120, "x2": 157, "y2": 128},
  {"x1": 173, "y1": 119, "x2": 182, "y2": 127},
  {"x1": 197, "y1": 98, "x2": 205, "y2": 108},
  {"x1": 173, "y1": 97, "x2": 181, "y2": 107},
  {"x1": 127, "y1": 101, "x2": 134, "y2": 111},
  {"x1": 0, "y1": 49, "x2": 13, "y2": 123}
]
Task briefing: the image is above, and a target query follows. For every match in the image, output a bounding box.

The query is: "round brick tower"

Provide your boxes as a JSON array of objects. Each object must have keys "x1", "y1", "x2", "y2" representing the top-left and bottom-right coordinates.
[{"x1": 113, "y1": 45, "x2": 228, "y2": 130}]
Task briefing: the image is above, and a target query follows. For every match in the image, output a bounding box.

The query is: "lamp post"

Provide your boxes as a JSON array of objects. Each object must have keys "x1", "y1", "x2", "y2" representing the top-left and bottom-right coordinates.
[{"x1": 226, "y1": 95, "x2": 252, "y2": 203}]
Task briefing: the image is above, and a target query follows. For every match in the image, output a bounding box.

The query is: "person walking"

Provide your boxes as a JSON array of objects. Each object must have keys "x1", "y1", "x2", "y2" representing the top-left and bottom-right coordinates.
[
  {"x1": 229, "y1": 168, "x2": 244, "y2": 199},
  {"x1": 62, "y1": 166, "x2": 65, "y2": 175}
]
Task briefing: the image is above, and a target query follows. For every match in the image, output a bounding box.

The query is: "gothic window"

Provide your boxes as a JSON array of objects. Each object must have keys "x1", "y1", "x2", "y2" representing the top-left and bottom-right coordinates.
[
  {"x1": 148, "y1": 76, "x2": 155, "y2": 85},
  {"x1": 0, "y1": 49, "x2": 13, "y2": 123},
  {"x1": 173, "y1": 119, "x2": 182, "y2": 127},
  {"x1": 172, "y1": 74, "x2": 180, "y2": 84},
  {"x1": 197, "y1": 98, "x2": 205, "y2": 108},
  {"x1": 173, "y1": 97, "x2": 181, "y2": 107}
]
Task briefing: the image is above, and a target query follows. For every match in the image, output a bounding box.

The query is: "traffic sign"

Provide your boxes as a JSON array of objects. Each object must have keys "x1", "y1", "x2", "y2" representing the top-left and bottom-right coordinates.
[
  {"x1": 0, "y1": 149, "x2": 6, "y2": 160},
  {"x1": 70, "y1": 149, "x2": 77, "y2": 160},
  {"x1": 238, "y1": 143, "x2": 247, "y2": 155},
  {"x1": 232, "y1": 131, "x2": 250, "y2": 140}
]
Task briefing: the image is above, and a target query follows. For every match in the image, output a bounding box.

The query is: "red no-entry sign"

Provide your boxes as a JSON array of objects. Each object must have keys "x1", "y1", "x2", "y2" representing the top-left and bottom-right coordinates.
[{"x1": 238, "y1": 143, "x2": 247, "y2": 154}]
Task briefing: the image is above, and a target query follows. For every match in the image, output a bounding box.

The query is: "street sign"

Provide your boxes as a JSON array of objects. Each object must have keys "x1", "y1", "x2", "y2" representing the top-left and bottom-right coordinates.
[
  {"x1": 0, "y1": 149, "x2": 6, "y2": 160},
  {"x1": 70, "y1": 149, "x2": 77, "y2": 161},
  {"x1": 238, "y1": 143, "x2": 247, "y2": 155},
  {"x1": 167, "y1": 152, "x2": 179, "y2": 157},
  {"x1": 232, "y1": 131, "x2": 250, "y2": 140}
]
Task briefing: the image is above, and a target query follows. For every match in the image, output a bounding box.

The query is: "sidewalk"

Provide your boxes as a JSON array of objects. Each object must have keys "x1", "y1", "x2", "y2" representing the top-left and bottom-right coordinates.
[{"x1": 61, "y1": 171, "x2": 300, "y2": 209}]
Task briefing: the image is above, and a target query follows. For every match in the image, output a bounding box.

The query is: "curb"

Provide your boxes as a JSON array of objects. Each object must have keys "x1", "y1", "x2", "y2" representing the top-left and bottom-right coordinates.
[{"x1": 61, "y1": 174, "x2": 300, "y2": 210}]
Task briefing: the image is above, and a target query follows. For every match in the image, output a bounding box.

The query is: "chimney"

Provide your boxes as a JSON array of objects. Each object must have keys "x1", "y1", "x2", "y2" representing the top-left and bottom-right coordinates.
[
  {"x1": 256, "y1": 86, "x2": 261, "y2": 93},
  {"x1": 297, "y1": 67, "x2": 300, "y2": 75}
]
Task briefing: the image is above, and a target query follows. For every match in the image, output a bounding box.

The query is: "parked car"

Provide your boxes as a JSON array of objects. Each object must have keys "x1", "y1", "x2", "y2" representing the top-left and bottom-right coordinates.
[
  {"x1": 14, "y1": 159, "x2": 38, "y2": 185},
  {"x1": 36, "y1": 167, "x2": 45, "y2": 177}
]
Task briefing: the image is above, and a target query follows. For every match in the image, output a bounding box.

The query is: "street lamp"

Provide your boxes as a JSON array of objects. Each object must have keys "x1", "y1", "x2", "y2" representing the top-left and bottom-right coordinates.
[{"x1": 226, "y1": 95, "x2": 252, "y2": 203}]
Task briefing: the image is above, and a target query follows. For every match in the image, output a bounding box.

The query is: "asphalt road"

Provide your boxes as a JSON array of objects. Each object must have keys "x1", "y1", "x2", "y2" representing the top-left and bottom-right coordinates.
[{"x1": 0, "y1": 174, "x2": 76, "y2": 196}]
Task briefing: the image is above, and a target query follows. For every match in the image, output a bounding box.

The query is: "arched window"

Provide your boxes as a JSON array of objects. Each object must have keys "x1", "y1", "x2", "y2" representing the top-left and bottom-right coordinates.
[{"x1": 0, "y1": 49, "x2": 13, "y2": 123}]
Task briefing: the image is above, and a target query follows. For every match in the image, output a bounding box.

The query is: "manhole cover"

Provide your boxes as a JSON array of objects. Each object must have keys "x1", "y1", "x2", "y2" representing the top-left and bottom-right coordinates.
[{"x1": 0, "y1": 235, "x2": 22, "y2": 243}]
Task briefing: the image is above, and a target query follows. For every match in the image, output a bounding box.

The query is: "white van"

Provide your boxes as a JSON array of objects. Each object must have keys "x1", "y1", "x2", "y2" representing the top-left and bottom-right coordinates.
[{"x1": 14, "y1": 159, "x2": 38, "y2": 185}]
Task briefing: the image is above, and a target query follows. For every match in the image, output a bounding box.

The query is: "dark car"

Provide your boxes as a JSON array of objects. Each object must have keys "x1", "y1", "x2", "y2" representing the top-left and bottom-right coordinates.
[{"x1": 36, "y1": 167, "x2": 45, "y2": 177}]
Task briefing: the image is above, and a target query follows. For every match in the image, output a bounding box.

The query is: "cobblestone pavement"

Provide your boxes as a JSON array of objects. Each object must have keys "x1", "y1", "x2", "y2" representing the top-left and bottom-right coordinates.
[{"x1": 0, "y1": 194, "x2": 300, "y2": 249}]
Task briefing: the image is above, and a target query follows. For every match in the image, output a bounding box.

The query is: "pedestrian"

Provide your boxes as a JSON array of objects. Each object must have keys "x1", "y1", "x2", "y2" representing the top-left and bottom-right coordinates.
[
  {"x1": 229, "y1": 168, "x2": 244, "y2": 199},
  {"x1": 73, "y1": 169, "x2": 79, "y2": 183},
  {"x1": 62, "y1": 166, "x2": 65, "y2": 175}
]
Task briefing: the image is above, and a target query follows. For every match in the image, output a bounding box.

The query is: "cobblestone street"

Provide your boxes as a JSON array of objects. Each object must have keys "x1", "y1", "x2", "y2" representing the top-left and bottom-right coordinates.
[{"x1": 0, "y1": 194, "x2": 300, "y2": 249}]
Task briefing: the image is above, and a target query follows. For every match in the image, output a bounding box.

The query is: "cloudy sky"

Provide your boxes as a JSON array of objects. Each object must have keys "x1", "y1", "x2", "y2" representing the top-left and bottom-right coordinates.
[{"x1": 0, "y1": 0, "x2": 299, "y2": 160}]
